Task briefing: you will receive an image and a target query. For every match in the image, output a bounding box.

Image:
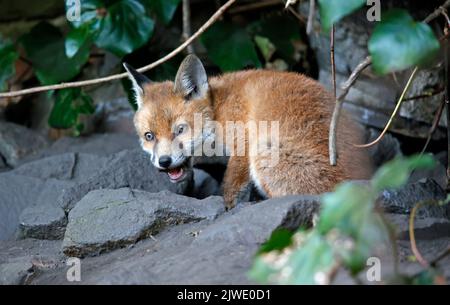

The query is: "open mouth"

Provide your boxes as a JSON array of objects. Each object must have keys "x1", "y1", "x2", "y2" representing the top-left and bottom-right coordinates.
[{"x1": 160, "y1": 158, "x2": 191, "y2": 183}]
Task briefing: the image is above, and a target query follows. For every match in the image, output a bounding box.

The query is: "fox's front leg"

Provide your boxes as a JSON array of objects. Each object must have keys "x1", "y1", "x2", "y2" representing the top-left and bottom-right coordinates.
[{"x1": 222, "y1": 156, "x2": 250, "y2": 210}]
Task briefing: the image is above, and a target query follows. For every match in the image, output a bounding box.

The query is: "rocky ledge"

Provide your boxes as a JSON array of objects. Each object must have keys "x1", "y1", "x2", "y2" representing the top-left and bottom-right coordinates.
[{"x1": 0, "y1": 130, "x2": 449, "y2": 284}]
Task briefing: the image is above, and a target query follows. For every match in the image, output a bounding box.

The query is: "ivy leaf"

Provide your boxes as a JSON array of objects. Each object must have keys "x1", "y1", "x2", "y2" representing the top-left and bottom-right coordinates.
[
  {"x1": 371, "y1": 154, "x2": 435, "y2": 192},
  {"x1": 248, "y1": 15, "x2": 301, "y2": 63},
  {"x1": 254, "y1": 35, "x2": 276, "y2": 62},
  {"x1": 65, "y1": 25, "x2": 93, "y2": 58},
  {"x1": 201, "y1": 22, "x2": 261, "y2": 71},
  {"x1": 369, "y1": 10, "x2": 440, "y2": 75},
  {"x1": 48, "y1": 88, "x2": 95, "y2": 129},
  {"x1": 0, "y1": 38, "x2": 19, "y2": 91},
  {"x1": 318, "y1": 0, "x2": 365, "y2": 32},
  {"x1": 21, "y1": 22, "x2": 90, "y2": 85},
  {"x1": 145, "y1": 0, "x2": 181, "y2": 25},
  {"x1": 95, "y1": 0, "x2": 155, "y2": 57}
]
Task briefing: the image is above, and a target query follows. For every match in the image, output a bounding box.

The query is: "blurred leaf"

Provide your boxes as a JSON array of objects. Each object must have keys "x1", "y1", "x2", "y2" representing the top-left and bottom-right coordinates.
[
  {"x1": 145, "y1": 0, "x2": 181, "y2": 25},
  {"x1": 371, "y1": 154, "x2": 435, "y2": 192},
  {"x1": 318, "y1": 0, "x2": 365, "y2": 31},
  {"x1": 250, "y1": 232, "x2": 335, "y2": 284},
  {"x1": 257, "y1": 229, "x2": 294, "y2": 255},
  {"x1": 201, "y1": 22, "x2": 261, "y2": 71},
  {"x1": 248, "y1": 15, "x2": 300, "y2": 63},
  {"x1": 48, "y1": 88, "x2": 95, "y2": 129},
  {"x1": 319, "y1": 182, "x2": 373, "y2": 235},
  {"x1": 369, "y1": 10, "x2": 440, "y2": 75},
  {"x1": 65, "y1": 25, "x2": 93, "y2": 58},
  {"x1": 21, "y1": 22, "x2": 90, "y2": 85},
  {"x1": 254, "y1": 35, "x2": 276, "y2": 62},
  {"x1": 0, "y1": 37, "x2": 18, "y2": 91}
]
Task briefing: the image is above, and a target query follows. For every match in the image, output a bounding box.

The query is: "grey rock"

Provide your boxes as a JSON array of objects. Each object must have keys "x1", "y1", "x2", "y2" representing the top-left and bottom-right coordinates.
[
  {"x1": 22, "y1": 133, "x2": 139, "y2": 163},
  {"x1": 0, "y1": 260, "x2": 33, "y2": 285},
  {"x1": 192, "y1": 168, "x2": 220, "y2": 198},
  {"x1": 94, "y1": 97, "x2": 135, "y2": 134},
  {"x1": 409, "y1": 156, "x2": 448, "y2": 191},
  {"x1": 0, "y1": 121, "x2": 48, "y2": 167},
  {"x1": 385, "y1": 213, "x2": 450, "y2": 240},
  {"x1": 377, "y1": 178, "x2": 448, "y2": 219},
  {"x1": 56, "y1": 149, "x2": 181, "y2": 211},
  {"x1": 365, "y1": 128, "x2": 403, "y2": 167},
  {"x1": 31, "y1": 195, "x2": 320, "y2": 284},
  {"x1": 0, "y1": 173, "x2": 46, "y2": 240},
  {"x1": 18, "y1": 205, "x2": 67, "y2": 240},
  {"x1": 62, "y1": 188, "x2": 225, "y2": 257}
]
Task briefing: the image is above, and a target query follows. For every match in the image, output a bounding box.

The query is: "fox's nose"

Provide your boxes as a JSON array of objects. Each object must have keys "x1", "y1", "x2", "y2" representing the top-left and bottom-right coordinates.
[{"x1": 159, "y1": 155, "x2": 172, "y2": 168}]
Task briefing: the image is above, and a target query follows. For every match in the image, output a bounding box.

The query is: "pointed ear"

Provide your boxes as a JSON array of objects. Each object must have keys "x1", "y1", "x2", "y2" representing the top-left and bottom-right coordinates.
[
  {"x1": 123, "y1": 62, "x2": 151, "y2": 109},
  {"x1": 174, "y1": 54, "x2": 208, "y2": 100}
]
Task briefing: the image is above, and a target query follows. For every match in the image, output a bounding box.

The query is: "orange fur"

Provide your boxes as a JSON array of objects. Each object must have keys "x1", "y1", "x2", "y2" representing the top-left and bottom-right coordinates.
[{"x1": 133, "y1": 66, "x2": 372, "y2": 209}]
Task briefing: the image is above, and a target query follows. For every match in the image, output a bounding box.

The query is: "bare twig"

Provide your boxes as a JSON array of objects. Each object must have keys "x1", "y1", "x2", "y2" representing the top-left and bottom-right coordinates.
[
  {"x1": 354, "y1": 67, "x2": 418, "y2": 148},
  {"x1": 402, "y1": 87, "x2": 445, "y2": 101},
  {"x1": 307, "y1": 0, "x2": 316, "y2": 34},
  {"x1": 182, "y1": 0, "x2": 194, "y2": 54},
  {"x1": 329, "y1": 56, "x2": 372, "y2": 165},
  {"x1": 420, "y1": 97, "x2": 446, "y2": 154},
  {"x1": 286, "y1": 5, "x2": 307, "y2": 23},
  {"x1": 430, "y1": 246, "x2": 450, "y2": 266},
  {"x1": 423, "y1": 0, "x2": 450, "y2": 23},
  {"x1": 0, "y1": 0, "x2": 237, "y2": 99},
  {"x1": 330, "y1": 25, "x2": 337, "y2": 99},
  {"x1": 409, "y1": 203, "x2": 429, "y2": 268}
]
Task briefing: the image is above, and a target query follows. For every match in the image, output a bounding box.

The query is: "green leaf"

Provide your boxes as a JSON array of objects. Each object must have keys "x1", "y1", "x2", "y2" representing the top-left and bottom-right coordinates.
[
  {"x1": 145, "y1": 0, "x2": 181, "y2": 25},
  {"x1": 48, "y1": 88, "x2": 95, "y2": 129},
  {"x1": 0, "y1": 37, "x2": 19, "y2": 91},
  {"x1": 254, "y1": 36, "x2": 276, "y2": 62},
  {"x1": 257, "y1": 229, "x2": 294, "y2": 254},
  {"x1": 21, "y1": 22, "x2": 90, "y2": 85},
  {"x1": 68, "y1": 0, "x2": 155, "y2": 57},
  {"x1": 249, "y1": 232, "x2": 336, "y2": 285},
  {"x1": 318, "y1": 0, "x2": 365, "y2": 31},
  {"x1": 65, "y1": 25, "x2": 94, "y2": 58},
  {"x1": 371, "y1": 154, "x2": 435, "y2": 192},
  {"x1": 201, "y1": 22, "x2": 261, "y2": 71},
  {"x1": 369, "y1": 9, "x2": 440, "y2": 75},
  {"x1": 247, "y1": 15, "x2": 301, "y2": 63},
  {"x1": 95, "y1": 0, "x2": 155, "y2": 57},
  {"x1": 319, "y1": 182, "x2": 374, "y2": 235}
]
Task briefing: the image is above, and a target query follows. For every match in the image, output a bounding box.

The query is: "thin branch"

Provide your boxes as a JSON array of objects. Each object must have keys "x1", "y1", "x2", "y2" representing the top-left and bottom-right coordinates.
[
  {"x1": 182, "y1": 0, "x2": 194, "y2": 54},
  {"x1": 354, "y1": 67, "x2": 419, "y2": 148},
  {"x1": 0, "y1": 0, "x2": 237, "y2": 99},
  {"x1": 329, "y1": 56, "x2": 372, "y2": 165},
  {"x1": 402, "y1": 87, "x2": 445, "y2": 101},
  {"x1": 423, "y1": 0, "x2": 450, "y2": 23},
  {"x1": 330, "y1": 25, "x2": 337, "y2": 99},
  {"x1": 409, "y1": 202, "x2": 429, "y2": 268},
  {"x1": 307, "y1": 0, "x2": 316, "y2": 34},
  {"x1": 420, "y1": 97, "x2": 446, "y2": 155}
]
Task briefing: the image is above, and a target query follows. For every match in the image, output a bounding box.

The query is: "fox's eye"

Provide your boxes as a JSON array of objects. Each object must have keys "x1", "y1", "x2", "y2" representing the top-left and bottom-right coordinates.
[
  {"x1": 144, "y1": 132, "x2": 155, "y2": 141},
  {"x1": 176, "y1": 124, "x2": 187, "y2": 136}
]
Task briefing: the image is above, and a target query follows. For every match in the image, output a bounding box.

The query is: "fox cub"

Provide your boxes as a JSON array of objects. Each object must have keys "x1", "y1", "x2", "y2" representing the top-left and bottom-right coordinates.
[{"x1": 124, "y1": 54, "x2": 371, "y2": 209}]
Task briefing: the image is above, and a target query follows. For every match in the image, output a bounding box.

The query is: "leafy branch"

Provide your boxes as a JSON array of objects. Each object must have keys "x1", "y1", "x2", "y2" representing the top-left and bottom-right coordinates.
[{"x1": 0, "y1": 0, "x2": 237, "y2": 99}]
